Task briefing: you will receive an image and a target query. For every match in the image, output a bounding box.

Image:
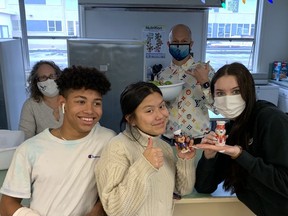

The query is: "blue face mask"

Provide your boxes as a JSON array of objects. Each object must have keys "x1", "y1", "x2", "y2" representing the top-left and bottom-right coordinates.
[{"x1": 169, "y1": 44, "x2": 190, "y2": 61}]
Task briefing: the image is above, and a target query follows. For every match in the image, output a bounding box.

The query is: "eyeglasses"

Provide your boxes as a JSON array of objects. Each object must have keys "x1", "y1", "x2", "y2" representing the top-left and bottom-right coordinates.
[{"x1": 37, "y1": 74, "x2": 58, "y2": 82}]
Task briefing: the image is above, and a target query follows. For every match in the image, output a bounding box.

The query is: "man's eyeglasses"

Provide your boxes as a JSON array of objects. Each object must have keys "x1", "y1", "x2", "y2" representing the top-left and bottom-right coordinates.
[{"x1": 37, "y1": 74, "x2": 58, "y2": 82}]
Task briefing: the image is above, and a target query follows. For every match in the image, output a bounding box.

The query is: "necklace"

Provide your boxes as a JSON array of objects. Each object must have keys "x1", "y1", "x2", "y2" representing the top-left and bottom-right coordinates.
[{"x1": 58, "y1": 128, "x2": 67, "y2": 141}]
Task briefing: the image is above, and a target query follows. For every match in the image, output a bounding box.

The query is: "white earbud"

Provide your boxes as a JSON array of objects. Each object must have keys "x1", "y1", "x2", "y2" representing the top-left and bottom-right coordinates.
[{"x1": 62, "y1": 103, "x2": 65, "y2": 114}]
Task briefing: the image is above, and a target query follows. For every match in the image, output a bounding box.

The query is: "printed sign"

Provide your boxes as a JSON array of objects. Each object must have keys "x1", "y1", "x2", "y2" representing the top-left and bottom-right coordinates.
[{"x1": 143, "y1": 25, "x2": 165, "y2": 59}]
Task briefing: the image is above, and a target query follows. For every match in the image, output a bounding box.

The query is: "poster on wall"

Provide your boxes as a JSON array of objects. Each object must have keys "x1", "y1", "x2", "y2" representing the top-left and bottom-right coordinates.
[{"x1": 143, "y1": 25, "x2": 166, "y2": 59}]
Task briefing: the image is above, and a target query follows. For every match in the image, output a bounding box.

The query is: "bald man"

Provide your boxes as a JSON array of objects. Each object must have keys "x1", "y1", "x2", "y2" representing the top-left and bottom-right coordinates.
[{"x1": 158, "y1": 24, "x2": 217, "y2": 144}]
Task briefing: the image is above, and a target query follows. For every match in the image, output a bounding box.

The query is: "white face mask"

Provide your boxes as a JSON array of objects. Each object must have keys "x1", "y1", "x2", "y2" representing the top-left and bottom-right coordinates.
[
  {"x1": 214, "y1": 95, "x2": 246, "y2": 119},
  {"x1": 37, "y1": 79, "x2": 59, "y2": 97}
]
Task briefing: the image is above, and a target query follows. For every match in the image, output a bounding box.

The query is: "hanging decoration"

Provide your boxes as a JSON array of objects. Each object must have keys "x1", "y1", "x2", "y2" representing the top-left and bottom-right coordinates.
[
  {"x1": 241, "y1": 0, "x2": 273, "y2": 4},
  {"x1": 220, "y1": 0, "x2": 226, "y2": 8}
]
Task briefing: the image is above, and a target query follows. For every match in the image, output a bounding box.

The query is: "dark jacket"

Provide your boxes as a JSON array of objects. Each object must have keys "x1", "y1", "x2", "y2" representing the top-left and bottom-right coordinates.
[{"x1": 195, "y1": 100, "x2": 288, "y2": 216}]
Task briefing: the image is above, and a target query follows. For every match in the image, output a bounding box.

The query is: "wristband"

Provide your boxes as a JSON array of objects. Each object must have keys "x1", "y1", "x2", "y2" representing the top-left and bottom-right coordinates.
[
  {"x1": 231, "y1": 145, "x2": 243, "y2": 159},
  {"x1": 13, "y1": 207, "x2": 40, "y2": 216},
  {"x1": 202, "y1": 81, "x2": 210, "y2": 89}
]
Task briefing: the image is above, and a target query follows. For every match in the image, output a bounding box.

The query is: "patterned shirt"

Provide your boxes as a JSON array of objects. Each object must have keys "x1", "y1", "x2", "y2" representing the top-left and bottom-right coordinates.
[{"x1": 157, "y1": 56, "x2": 216, "y2": 139}]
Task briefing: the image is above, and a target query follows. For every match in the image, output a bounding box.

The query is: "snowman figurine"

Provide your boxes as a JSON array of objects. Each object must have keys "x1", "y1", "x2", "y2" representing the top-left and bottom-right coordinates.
[
  {"x1": 173, "y1": 129, "x2": 190, "y2": 153},
  {"x1": 215, "y1": 121, "x2": 227, "y2": 146}
]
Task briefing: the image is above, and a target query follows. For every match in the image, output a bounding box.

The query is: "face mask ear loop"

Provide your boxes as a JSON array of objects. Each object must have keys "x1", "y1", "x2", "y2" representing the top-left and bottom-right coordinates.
[{"x1": 62, "y1": 103, "x2": 65, "y2": 114}]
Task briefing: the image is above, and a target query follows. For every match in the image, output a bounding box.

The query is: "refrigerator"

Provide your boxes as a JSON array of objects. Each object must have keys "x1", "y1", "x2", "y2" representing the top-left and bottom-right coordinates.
[
  {"x1": 0, "y1": 39, "x2": 27, "y2": 130},
  {"x1": 67, "y1": 38, "x2": 145, "y2": 133}
]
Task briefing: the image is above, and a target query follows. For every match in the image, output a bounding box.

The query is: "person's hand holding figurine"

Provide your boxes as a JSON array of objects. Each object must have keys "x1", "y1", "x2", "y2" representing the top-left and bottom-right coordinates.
[
  {"x1": 197, "y1": 122, "x2": 238, "y2": 159},
  {"x1": 174, "y1": 129, "x2": 196, "y2": 159},
  {"x1": 174, "y1": 129, "x2": 190, "y2": 153}
]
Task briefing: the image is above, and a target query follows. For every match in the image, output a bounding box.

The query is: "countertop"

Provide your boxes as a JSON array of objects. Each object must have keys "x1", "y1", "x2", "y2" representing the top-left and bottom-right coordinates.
[
  {"x1": 270, "y1": 79, "x2": 288, "y2": 89},
  {"x1": 0, "y1": 168, "x2": 254, "y2": 216},
  {"x1": 0, "y1": 169, "x2": 233, "y2": 201}
]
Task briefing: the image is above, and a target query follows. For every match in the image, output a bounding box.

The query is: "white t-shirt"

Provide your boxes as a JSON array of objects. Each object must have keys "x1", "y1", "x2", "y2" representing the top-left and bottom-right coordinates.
[{"x1": 0, "y1": 123, "x2": 116, "y2": 216}]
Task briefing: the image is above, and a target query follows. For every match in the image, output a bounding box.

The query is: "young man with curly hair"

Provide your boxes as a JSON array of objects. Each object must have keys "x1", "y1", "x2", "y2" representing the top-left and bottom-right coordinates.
[{"x1": 0, "y1": 66, "x2": 116, "y2": 216}]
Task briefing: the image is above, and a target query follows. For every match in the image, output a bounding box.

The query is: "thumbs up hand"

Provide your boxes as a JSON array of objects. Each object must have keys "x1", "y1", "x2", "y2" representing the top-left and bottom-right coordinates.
[
  {"x1": 143, "y1": 137, "x2": 164, "y2": 169},
  {"x1": 176, "y1": 136, "x2": 196, "y2": 160}
]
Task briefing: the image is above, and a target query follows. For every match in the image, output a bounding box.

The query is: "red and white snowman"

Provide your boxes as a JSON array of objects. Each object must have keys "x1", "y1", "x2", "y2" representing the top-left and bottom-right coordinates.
[{"x1": 215, "y1": 121, "x2": 227, "y2": 146}]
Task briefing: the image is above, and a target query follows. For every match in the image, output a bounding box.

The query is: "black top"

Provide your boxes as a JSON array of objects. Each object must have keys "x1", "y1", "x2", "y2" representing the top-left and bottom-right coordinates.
[{"x1": 195, "y1": 100, "x2": 288, "y2": 216}]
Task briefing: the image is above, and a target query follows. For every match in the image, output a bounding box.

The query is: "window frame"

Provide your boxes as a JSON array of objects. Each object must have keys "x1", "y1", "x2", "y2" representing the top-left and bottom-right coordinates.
[
  {"x1": 0, "y1": 25, "x2": 9, "y2": 38},
  {"x1": 17, "y1": 0, "x2": 260, "y2": 73},
  {"x1": 18, "y1": 0, "x2": 77, "y2": 70},
  {"x1": 205, "y1": 0, "x2": 260, "y2": 72}
]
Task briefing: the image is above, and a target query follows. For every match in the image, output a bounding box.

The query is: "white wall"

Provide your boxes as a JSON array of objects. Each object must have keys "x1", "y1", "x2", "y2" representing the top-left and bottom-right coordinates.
[{"x1": 256, "y1": 0, "x2": 288, "y2": 73}]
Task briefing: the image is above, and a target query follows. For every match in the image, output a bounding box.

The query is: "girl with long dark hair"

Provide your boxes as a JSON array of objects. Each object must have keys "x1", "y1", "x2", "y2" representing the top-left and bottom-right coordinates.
[{"x1": 195, "y1": 62, "x2": 288, "y2": 216}]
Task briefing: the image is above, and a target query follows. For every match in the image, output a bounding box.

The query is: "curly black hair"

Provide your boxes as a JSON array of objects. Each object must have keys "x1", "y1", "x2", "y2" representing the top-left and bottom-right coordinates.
[
  {"x1": 27, "y1": 60, "x2": 62, "y2": 102},
  {"x1": 56, "y1": 65, "x2": 111, "y2": 97}
]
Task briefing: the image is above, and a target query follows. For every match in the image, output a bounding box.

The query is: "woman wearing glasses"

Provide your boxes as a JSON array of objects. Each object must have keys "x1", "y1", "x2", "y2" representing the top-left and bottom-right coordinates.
[{"x1": 19, "y1": 60, "x2": 63, "y2": 140}]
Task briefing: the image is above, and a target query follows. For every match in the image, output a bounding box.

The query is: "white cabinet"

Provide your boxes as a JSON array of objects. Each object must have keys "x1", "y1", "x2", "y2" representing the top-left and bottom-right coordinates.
[
  {"x1": 278, "y1": 87, "x2": 288, "y2": 113},
  {"x1": 255, "y1": 84, "x2": 279, "y2": 106}
]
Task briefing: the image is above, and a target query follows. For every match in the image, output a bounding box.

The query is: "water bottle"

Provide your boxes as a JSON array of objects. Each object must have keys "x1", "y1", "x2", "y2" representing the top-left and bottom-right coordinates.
[{"x1": 274, "y1": 61, "x2": 282, "y2": 81}]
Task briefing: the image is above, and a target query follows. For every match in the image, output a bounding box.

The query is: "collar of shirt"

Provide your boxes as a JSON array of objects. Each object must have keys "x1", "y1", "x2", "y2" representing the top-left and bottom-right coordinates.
[
  {"x1": 123, "y1": 125, "x2": 161, "y2": 147},
  {"x1": 170, "y1": 56, "x2": 196, "y2": 73}
]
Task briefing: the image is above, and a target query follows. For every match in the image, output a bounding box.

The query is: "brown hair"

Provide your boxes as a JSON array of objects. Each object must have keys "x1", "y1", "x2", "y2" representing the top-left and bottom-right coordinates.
[
  {"x1": 120, "y1": 81, "x2": 162, "y2": 133},
  {"x1": 211, "y1": 62, "x2": 257, "y2": 193},
  {"x1": 27, "y1": 60, "x2": 61, "y2": 102}
]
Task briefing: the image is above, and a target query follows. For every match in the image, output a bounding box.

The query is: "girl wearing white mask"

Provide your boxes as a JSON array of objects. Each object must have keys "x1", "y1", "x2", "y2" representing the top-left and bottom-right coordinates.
[
  {"x1": 194, "y1": 62, "x2": 288, "y2": 216},
  {"x1": 19, "y1": 60, "x2": 63, "y2": 140}
]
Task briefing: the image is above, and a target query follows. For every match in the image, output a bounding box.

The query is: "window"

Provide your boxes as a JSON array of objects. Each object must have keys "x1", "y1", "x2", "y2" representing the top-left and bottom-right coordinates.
[
  {"x1": 218, "y1": 23, "x2": 224, "y2": 37},
  {"x1": 67, "y1": 21, "x2": 78, "y2": 36},
  {"x1": 2, "y1": 0, "x2": 259, "y2": 76},
  {"x1": 2, "y1": 0, "x2": 79, "y2": 78},
  {"x1": 28, "y1": 38, "x2": 67, "y2": 69},
  {"x1": 0, "y1": 25, "x2": 9, "y2": 38},
  {"x1": 48, "y1": 21, "x2": 62, "y2": 32},
  {"x1": 243, "y1": 24, "x2": 250, "y2": 35},
  {"x1": 225, "y1": 24, "x2": 231, "y2": 37},
  {"x1": 206, "y1": 0, "x2": 258, "y2": 72},
  {"x1": 24, "y1": 0, "x2": 46, "y2": 4},
  {"x1": 207, "y1": 23, "x2": 212, "y2": 38},
  {"x1": 12, "y1": 20, "x2": 21, "y2": 32}
]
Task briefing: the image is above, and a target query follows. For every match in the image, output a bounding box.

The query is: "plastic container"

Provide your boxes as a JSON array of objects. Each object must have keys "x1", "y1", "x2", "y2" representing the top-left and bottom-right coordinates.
[
  {"x1": 272, "y1": 61, "x2": 282, "y2": 81},
  {"x1": 0, "y1": 130, "x2": 25, "y2": 170}
]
